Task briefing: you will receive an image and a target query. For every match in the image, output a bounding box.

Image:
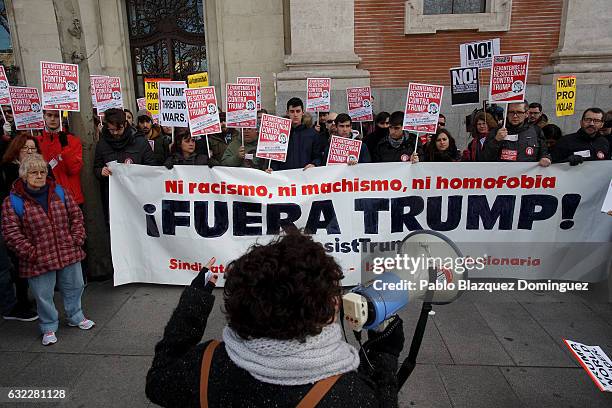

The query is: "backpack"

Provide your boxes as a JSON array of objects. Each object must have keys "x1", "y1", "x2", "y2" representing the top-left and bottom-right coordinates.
[{"x1": 10, "y1": 185, "x2": 65, "y2": 219}]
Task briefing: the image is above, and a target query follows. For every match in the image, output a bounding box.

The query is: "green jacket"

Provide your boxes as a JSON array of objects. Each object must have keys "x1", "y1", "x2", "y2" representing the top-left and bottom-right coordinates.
[
  {"x1": 221, "y1": 138, "x2": 265, "y2": 169},
  {"x1": 208, "y1": 130, "x2": 238, "y2": 166}
]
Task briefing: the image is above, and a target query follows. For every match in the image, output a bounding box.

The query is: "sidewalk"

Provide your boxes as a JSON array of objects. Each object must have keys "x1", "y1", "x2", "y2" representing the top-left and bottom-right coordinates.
[{"x1": 0, "y1": 280, "x2": 611, "y2": 407}]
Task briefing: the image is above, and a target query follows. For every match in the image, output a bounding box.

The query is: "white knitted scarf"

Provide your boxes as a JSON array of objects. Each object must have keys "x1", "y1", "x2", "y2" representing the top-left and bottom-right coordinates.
[{"x1": 222, "y1": 323, "x2": 360, "y2": 385}]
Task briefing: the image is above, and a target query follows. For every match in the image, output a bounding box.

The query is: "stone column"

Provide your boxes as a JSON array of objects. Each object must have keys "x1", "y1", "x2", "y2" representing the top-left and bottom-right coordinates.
[
  {"x1": 275, "y1": 0, "x2": 370, "y2": 112},
  {"x1": 540, "y1": 0, "x2": 612, "y2": 84}
]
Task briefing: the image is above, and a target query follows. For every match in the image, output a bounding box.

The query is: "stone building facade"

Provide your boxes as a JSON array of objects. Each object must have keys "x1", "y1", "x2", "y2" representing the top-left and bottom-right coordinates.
[{"x1": 2, "y1": 0, "x2": 611, "y2": 144}]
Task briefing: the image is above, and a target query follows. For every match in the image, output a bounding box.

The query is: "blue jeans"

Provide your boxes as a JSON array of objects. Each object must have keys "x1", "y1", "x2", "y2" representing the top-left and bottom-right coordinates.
[
  {"x1": 0, "y1": 234, "x2": 17, "y2": 315},
  {"x1": 28, "y1": 262, "x2": 86, "y2": 334}
]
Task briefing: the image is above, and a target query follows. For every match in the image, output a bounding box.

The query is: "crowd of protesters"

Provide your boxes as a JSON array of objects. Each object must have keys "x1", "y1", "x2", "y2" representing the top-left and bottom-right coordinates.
[{"x1": 0, "y1": 93, "x2": 610, "y2": 348}]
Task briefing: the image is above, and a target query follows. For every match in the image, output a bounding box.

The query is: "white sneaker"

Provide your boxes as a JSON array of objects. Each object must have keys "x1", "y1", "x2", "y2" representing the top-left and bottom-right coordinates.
[
  {"x1": 42, "y1": 332, "x2": 57, "y2": 346},
  {"x1": 68, "y1": 318, "x2": 95, "y2": 330}
]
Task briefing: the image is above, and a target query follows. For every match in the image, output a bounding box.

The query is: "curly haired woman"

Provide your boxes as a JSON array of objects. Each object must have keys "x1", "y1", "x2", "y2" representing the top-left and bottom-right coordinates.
[{"x1": 146, "y1": 231, "x2": 405, "y2": 407}]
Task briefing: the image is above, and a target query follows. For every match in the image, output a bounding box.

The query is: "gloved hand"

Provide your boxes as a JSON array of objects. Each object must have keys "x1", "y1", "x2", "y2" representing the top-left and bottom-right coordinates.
[
  {"x1": 568, "y1": 154, "x2": 584, "y2": 166},
  {"x1": 362, "y1": 315, "x2": 405, "y2": 357},
  {"x1": 191, "y1": 257, "x2": 217, "y2": 292},
  {"x1": 164, "y1": 161, "x2": 174, "y2": 170}
]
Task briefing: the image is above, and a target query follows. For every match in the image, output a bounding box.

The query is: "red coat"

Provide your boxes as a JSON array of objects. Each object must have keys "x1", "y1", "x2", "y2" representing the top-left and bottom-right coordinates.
[
  {"x1": 38, "y1": 130, "x2": 84, "y2": 204},
  {"x1": 1, "y1": 178, "x2": 86, "y2": 279}
]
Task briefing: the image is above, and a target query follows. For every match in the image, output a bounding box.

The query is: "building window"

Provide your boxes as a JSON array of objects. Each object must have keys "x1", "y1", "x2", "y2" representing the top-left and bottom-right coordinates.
[
  {"x1": 126, "y1": 0, "x2": 207, "y2": 97},
  {"x1": 423, "y1": 0, "x2": 486, "y2": 15},
  {"x1": 405, "y1": 0, "x2": 512, "y2": 34},
  {"x1": 0, "y1": 0, "x2": 18, "y2": 84}
]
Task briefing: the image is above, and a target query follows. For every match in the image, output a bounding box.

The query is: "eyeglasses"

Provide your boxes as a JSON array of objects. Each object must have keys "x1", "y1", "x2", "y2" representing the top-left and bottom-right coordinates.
[
  {"x1": 21, "y1": 146, "x2": 37, "y2": 152},
  {"x1": 438, "y1": 122, "x2": 445, "y2": 126},
  {"x1": 27, "y1": 170, "x2": 47, "y2": 176},
  {"x1": 583, "y1": 118, "x2": 603, "y2": 124},
  {"x1": 326, "y1": 120, "x2": 334, "y2": 124},
  {"x1": 508, "y1": 111, "x2": 526, "y2": 116}
]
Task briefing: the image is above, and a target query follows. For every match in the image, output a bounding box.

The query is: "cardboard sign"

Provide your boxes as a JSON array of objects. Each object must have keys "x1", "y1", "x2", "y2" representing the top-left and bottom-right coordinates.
[
  {"x1": 90, "y1": 75, "x2": 108, "y2": 108},
  {"x1": 403, "y1": 82, "x2": 444, "y2": 133},
  {"x1": 459, "y1": 38, "x2": 501, "y2": 69},
  {"x1": 450, "y1": 67, "x2": 479, "y2": 106},
  {"x1": 187, "y1": 72, "x2": 209, "y2": 89},
  {"x1": 137, "y1": 97, "x2": 146, "y2": 112},
  {"x1": 306, "y1": 78, "x2": 331, "y2": 112},
  {"x1": 40, "y1": 61, "x2": 80, "y2": 111},
  {"x1": 255, "y1": 113, "x2": 292, "y2": 162},
  {"x1": 0, "y1": 66, "x2": 11, "y2": 104},
  {"x1": 226, "y1": 83, "x2": 257, "y2": 128},
  {"x1": 184, "y1": 86, "x2": 221, "y2": 137},
  {"x1": 159, "y1": 81, "x2": 188, "y2": 127},
  {"x1": 564, "y1": 339, "x2": 612, "y2": 392},
  {"x1": 237, "y1": 77, "x2": 261, "y2": 110},
  {"x1": 555, "y1": 75, "x2": 576, "y2": 117},
  {"x1": 327, "y1": 135, "x2": 362, "y2": 165},
  {"x1": 92, "y1": 76, "x2": 123, "y2": 113},
  {"x1": 489, "y1": 53, "x2": 530, "y2": 103},
  {"x1": 145, "y1": 78, "x2": 171, "y2": 123},
  {"x1": 346, "y1": 87, "x2": 373, "y2": 122},
  {"x1": 9, "y1": 86, "x2": 44, "y2": 130}
]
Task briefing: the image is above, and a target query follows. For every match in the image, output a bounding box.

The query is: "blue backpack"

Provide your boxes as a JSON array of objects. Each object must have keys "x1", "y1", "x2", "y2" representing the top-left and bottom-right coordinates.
[{"x1": 10, "y1": 185, "x2": 65, "y2": 219}]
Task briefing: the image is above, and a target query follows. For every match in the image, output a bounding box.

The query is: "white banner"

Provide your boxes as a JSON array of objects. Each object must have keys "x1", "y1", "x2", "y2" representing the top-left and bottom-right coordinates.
[{"x1": 109, "y1": 162, "x2": 612, "y2": 286}]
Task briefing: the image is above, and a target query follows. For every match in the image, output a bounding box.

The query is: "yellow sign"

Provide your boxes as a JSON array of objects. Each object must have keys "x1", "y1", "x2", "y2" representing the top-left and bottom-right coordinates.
[
  {"x1": 555, "y1": 75, "x2": 576, "y2": 117},
  {"x1": 187, "y1": 72, "x2": 209, "y2": 89},
  {"x1": 144, "y1": 78, "x2": 170, "y2": 120}
]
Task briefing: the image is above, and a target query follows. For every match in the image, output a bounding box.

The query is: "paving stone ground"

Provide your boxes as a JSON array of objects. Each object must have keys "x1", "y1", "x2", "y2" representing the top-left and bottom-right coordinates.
[{"x1": 1, "y1": 279, "x2": 611, "y2": 407}]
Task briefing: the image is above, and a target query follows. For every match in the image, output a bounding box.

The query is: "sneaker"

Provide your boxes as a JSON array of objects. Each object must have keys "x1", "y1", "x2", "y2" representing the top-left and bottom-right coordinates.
[
  {"x1": 68, "y1": 318, "x2": 95, "y2": 330},
  {"x1": 2, "y1": 306, "x2": 39, "y2": 322},
  {"x1": 42, "y1": 332, "x2": 57, "y2": 346}
]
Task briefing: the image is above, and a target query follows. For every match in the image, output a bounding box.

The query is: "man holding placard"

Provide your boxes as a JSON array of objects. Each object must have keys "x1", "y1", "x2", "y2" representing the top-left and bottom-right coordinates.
[
  {"x1": 324, "y1": 113, "x2": 370, "y2": 165},
  {"x1": 372, "y1": 111, "x2": 422, "y2": 163},
  {"x1": 480, "y1": 101, "x2": 551, "y2": 166},
  {"x1": 269, "y1": 97, "x2": 321, "y2": 171},
  {"x1": 38, "y1": 110, "x2": 84, "y2": 205}
]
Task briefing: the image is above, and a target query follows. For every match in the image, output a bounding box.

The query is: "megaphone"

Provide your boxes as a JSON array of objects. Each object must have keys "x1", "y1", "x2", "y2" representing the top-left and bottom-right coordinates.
[{"x1": 342, "y1": 230, "x2": 467, "y2": 331}]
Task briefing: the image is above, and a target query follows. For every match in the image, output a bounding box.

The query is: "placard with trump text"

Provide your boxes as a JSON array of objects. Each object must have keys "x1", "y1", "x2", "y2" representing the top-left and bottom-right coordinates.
[
  {"x1": 237, "y1": 77, "x2": 261, "y2": 111},
  {"x1": 327, "y1": 136, "x2": 362, "y2": 165},
  {"x1": 0, "y1": 66, "x2": 11, "y2": 104},
  {"x1": 256, "y1": 114, "x2": 291, "y2": 162},
  {"x1": 145, "y1": 78, "x2": 171, "y2": 123},
  {"x1": 306, "y1": 78, "x2": 331, "y2": 112},
  {"x1": 9, "y1": 86, "x2": 44, "y2": 130},
  {"x1": 40, "y1": 61, "x2": 80, "y2": 111},
  {"x1": 489, "y1": 53, "x2": 530, "y2": 103},
  {"x1": 403, "y1": 83, "x2": 444, "y2": 133},
  {"x1": 184, "y1": 86, "x2": 221, "y2": 137},
  {"x1": 346, "y1": 87, "x2": 373, "y2": 122},
  {"x1": 226, "y1": 83, "x2": 257, "y2": 128},
  {"x1": 92, "y1": 76, "x2": 123, "y2": 113},
  {"x1": 556, "y1": 75, "x2": 576, "y2": 117}
]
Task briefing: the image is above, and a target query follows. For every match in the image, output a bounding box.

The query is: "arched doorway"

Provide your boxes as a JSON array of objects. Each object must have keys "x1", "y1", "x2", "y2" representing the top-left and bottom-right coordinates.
[{"x1": 126, "y1": 0, "x2": 207, "y2": 98}]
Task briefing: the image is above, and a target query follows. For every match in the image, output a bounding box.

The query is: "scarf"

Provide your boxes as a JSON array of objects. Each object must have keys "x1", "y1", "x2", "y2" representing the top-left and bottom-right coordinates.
[
  {"x1": 223, "y1": 323, "x2": 360, "y2": 385},
  {"x1": 104, "y1": 128, "x2": 134, "y2": 151},
  {"x1": 388, "y1": 133, "x2": 405, "y2": 149}
]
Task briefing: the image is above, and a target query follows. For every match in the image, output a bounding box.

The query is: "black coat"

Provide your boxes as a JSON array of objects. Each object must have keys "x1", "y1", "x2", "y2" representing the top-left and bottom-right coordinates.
[
  {"x1": 551, "y1": 129, "x2": 610, "y2": 163},
  {"x1": 373, "y1": 133, "x2": 424, "y2": 163},
  {"x1": 164, "y1": 152, "x2": 208, "y2": 167},
  {"x1": 94, "y1": 126, "x2": 155, "y2": 223},
  {"x1": 271, "y1": 124, "x2": 322, "y2": 171},
  {"x1": 146, "y1": 282, "x2": 400, "y2": 408},
  {"x1": 480, "y1": 122, "x2": 550, "y2": 162}
]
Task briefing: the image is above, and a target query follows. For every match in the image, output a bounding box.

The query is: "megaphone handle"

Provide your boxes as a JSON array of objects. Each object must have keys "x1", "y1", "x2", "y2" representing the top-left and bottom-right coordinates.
[{"x1": 396, "y1": 301, "x2": 432, "y2": 388}]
